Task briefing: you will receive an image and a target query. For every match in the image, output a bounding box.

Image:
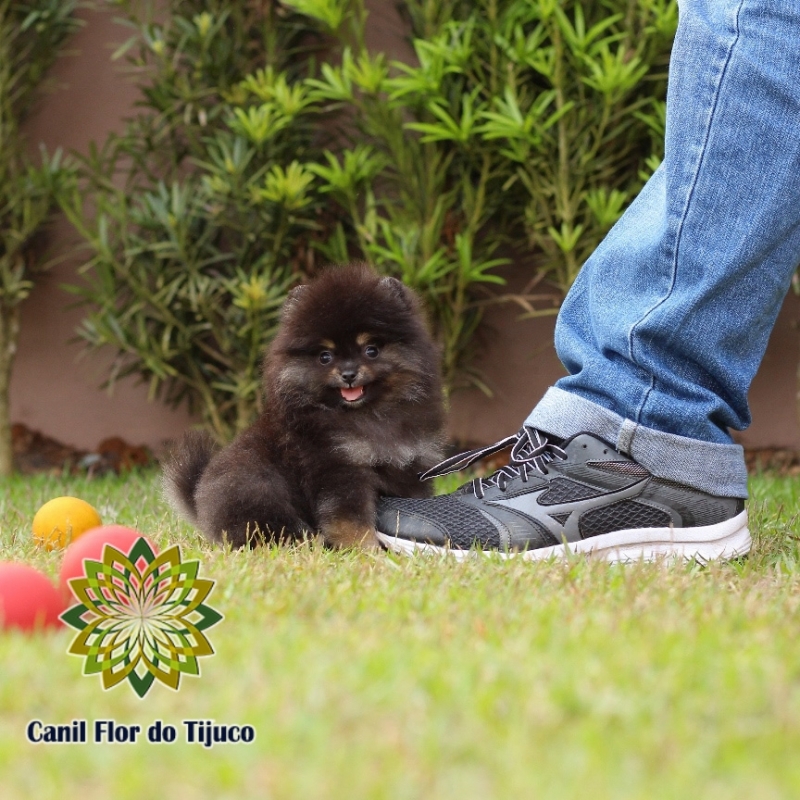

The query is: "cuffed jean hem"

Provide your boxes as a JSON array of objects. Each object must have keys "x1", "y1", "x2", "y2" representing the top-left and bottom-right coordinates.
[{"x1": 525, "y1": 387, "x2": 749, "y2": 498}]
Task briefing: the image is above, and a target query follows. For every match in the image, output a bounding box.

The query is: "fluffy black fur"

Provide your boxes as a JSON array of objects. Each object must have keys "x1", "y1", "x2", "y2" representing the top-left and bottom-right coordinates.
[{"x1": 163, "y1": 263, "x2": 445, "y2": 549}]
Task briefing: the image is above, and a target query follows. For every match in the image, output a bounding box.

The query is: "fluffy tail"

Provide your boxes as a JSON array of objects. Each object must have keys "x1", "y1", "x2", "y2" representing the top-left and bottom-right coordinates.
[{"x1": 162, "y1": 430, "x2": 218, "y2": 523}]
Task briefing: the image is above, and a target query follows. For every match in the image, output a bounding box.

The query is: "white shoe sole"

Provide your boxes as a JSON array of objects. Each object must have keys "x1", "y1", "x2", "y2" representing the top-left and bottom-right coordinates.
[{"x1": 377, "y1": 510, "x2": 751, "y2": 564}]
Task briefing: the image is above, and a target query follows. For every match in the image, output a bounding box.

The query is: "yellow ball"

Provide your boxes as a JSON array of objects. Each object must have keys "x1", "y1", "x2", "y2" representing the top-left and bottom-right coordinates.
[{"x1": 32, "y1": 497, "x2": 103, "y2": 551}]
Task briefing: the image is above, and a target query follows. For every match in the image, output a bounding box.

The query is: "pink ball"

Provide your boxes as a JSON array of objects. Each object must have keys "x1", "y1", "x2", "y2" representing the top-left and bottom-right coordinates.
[
  {"x1": 0, "y1": 563, "x2": 65, "y2": 632},
  {"x1": 59, "y1": 525, "x2": 158, "y2": 602}
]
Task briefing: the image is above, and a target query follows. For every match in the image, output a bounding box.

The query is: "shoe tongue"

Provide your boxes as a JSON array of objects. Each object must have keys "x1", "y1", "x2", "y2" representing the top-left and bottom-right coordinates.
[{"x1": 341, "y1": 386, "x2": 364, "y2": 402}]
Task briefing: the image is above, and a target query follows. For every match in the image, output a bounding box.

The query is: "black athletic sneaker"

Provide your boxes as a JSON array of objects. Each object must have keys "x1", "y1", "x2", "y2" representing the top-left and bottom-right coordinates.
[{"x1": 376, "y1": 427, "x2": 750, "y2": 563}]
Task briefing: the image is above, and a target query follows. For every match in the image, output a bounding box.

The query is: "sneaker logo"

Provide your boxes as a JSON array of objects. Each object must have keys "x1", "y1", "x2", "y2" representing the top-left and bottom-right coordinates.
[{"x1": 487, "y1": 479, "x2": 653, "y2": 543}]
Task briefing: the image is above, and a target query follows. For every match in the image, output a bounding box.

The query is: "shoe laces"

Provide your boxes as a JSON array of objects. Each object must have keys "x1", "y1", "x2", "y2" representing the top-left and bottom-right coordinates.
[{"x1": 420, "y1": 427, "x2": 567, "y2": 500}]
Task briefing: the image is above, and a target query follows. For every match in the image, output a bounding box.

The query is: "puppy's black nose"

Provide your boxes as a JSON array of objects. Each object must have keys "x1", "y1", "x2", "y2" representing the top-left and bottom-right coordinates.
[{"x1": 340, "y1": 369, "x2": 358, "y2": 385}]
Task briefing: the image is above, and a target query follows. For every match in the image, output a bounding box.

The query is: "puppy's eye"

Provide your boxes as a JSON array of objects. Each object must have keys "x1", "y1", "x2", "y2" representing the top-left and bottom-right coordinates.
[
  {"x1": 364, "y1": 345, "x2": 380, "y2": 359},
  {"x1": 318, "y1": 351, "x2": 333, "y2": 365}
]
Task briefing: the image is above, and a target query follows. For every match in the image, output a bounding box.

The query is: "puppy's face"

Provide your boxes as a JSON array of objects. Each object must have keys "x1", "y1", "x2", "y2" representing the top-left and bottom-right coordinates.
[
  {"x1": 312, "y1": 332, "x2": 378, "y2": 408},
  {"x1": 271, "y1": 327, "x2": 433, "y2": 413},
  {"x1": 308, "y1": 332, "x2": 414, "y2": 410},
  {"x1": 265, "y1": 265, "x2": 440, "y2": 414}
]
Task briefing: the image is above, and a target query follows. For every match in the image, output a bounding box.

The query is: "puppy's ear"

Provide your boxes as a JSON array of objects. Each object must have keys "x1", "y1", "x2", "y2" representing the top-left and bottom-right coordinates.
[
  {"x1": 379, "y1": 276, "x2": 415, "y2": 310},
  {"x1": 282, "y1": 284, "x2": 308, "y2": 317}
]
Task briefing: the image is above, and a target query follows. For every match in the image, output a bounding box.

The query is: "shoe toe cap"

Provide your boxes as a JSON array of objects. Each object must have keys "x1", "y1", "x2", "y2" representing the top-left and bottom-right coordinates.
[
  {"x1": 376, "y1": 500, "x2": 450, "y2": 545},
  {"x1": 376, "y1": 496, "x2": 503, "y2": 549}
]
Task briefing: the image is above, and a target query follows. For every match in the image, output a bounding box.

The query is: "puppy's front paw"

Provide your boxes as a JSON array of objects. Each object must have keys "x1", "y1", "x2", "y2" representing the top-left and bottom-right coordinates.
[{"x1": 322, "y1": 519, "x2": 381, "y2": 551}]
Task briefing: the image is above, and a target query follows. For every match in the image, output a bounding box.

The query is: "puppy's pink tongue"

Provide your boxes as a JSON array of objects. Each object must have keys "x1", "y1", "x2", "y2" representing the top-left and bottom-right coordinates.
[{"x1": 341, "y1": 386, "x2": 365, "y2": 402}]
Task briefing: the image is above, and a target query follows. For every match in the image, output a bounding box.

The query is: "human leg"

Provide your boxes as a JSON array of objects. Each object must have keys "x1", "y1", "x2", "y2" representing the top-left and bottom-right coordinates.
[
  {"x1": 377, "y1": 0, "x2": 800, "y2": 560},
  {"x1": 530, "y1": 0, "x2": 800, "y2": 498}
]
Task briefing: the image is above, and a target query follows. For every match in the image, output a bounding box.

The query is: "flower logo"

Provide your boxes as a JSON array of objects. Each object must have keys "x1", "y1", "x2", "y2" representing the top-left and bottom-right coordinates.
[{"x1": 60, "y1": 539, "x2": 222, "y2": 698}]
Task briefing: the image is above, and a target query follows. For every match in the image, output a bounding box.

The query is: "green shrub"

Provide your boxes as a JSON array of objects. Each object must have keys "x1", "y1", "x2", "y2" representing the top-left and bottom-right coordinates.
[
  {"x1": 0, "y1": 0, "x2": 80, "y2": 475},
  {"x1": 63, "y1": 0, "x2": 675, "y2": 439},
  {"x1": 472, "y1": 0, "x2": 676, "y2": 294},
  {"x1": 290, "y1": 0, "x2": 512, "y2": 393},
  {"x1": 297, "y1": 0, "x2": 675, "y2": 311},
  {"x1": 61, "y1": 1, "x2": 334, "y2": 439}
]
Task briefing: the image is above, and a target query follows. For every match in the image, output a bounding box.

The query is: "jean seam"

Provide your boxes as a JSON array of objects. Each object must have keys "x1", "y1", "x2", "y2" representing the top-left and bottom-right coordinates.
[
  {"x1": 626, "y1": 0, "x2": 745, "y2": 425},
  {"x1": 617, "y1": 419, "x2": 637, "y2": 455}
]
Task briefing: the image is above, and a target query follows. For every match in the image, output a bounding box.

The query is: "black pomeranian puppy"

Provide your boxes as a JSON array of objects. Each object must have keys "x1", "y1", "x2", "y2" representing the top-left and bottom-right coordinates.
[{"x1": 163, "y1": 263, "x2": 445, "y2": 550}]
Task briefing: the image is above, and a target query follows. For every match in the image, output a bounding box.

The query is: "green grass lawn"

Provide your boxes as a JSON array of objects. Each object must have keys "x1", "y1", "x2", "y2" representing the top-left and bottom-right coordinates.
[{"x1": 1, "y1": 468, "x2": 799, "y2": 799}]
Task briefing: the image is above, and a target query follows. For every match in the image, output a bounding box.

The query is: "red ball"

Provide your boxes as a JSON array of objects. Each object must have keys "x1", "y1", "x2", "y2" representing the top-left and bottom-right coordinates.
[
  {"x1": 59, "y1": 525, "x2": 158, "y2": 602},
  {"x1": 0, "y1": 563, "x2": 65, "y2": 632}
]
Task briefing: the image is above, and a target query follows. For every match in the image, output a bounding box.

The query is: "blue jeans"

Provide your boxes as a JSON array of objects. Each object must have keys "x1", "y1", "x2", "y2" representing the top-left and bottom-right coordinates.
[{"x1": 527, "y1": 0, "x2": 800, "y2": 499}]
